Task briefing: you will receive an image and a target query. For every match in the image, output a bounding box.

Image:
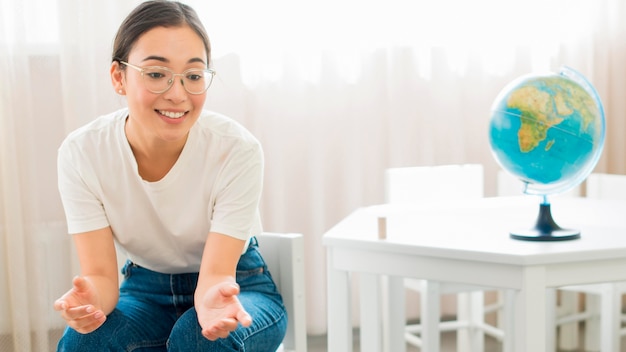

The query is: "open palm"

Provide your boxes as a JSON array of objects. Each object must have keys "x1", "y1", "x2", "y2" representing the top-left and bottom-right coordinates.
[{"x1": 196, "y1": 282, "x2": 252, "y2": 341}]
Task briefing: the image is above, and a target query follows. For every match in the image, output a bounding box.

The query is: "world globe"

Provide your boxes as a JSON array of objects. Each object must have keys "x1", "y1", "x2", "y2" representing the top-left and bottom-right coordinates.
[{"x1": 489, "y1": 66, "x2": 606, "y2": 241}]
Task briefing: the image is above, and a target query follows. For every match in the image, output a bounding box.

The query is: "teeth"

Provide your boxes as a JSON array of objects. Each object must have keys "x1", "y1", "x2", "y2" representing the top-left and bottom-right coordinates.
[{"x1": 159, "y1": 110, "x2": 185, "y2": 119}]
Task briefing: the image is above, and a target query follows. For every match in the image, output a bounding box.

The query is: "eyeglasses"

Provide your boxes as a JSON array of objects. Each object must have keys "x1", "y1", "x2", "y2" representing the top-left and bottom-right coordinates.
[{"x1": 120, "y1": 61, "x2": 216, "y2": 95}]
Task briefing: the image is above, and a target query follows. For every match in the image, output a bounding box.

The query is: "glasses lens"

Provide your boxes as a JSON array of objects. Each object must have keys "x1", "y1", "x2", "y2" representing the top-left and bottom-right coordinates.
[
  {"x1": 183, "y1": 69, "x2": 213, "y2": 94},
  {"x1": 140, "y1": 66, "x2": 215, "y2": 94},
  {"x1": 142, "y1": 67, "x2": 172, "y2": 93}
]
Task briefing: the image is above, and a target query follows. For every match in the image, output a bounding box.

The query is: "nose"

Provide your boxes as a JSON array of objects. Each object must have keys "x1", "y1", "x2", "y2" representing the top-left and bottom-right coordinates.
[{"x1": 163, "y1": 74, "x2": 187, "y2": 102}]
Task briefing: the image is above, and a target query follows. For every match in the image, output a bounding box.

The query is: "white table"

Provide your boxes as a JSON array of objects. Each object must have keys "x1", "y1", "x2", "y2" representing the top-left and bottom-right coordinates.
[{"x1": 323, "y1": 196, "x2": 626, "y2": 352}]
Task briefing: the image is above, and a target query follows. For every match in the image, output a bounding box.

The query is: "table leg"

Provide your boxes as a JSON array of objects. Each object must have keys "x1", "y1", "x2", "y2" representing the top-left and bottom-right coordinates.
[
  {"x1": 360, "y1": 273, "x2": 382, "y2": 352},
  {"x1": 515, "y1": 266, "x2": 547, "y2": 352},
  {"x1": 326, "y1": 249, "x2": 353, "y2": 352}
]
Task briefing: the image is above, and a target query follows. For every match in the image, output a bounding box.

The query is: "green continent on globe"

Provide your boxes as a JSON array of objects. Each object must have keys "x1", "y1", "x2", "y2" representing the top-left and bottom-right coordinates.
[{"x1": 506, "y1": 77, "x2": 599, "y2": 153}]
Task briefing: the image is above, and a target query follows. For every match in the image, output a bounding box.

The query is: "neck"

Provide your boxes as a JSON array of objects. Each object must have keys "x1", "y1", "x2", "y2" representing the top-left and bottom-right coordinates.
[
  {"x1": 124, "y1": 117, "x2": 188, "y2": 181},
  {"x1": 124, "y1": 117, "x2": 187, "y2": 158}
]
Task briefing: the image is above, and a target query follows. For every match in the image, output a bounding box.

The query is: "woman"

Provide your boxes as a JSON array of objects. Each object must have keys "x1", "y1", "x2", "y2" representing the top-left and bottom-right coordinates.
[{"x1": 53, "y1": 1, "x2": 287, "y2": 351}]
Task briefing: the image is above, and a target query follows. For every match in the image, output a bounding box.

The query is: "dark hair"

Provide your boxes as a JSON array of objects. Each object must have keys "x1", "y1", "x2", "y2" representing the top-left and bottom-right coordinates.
[{"x1": 112, "y1": 0, "x2": 211, "y2": 66}]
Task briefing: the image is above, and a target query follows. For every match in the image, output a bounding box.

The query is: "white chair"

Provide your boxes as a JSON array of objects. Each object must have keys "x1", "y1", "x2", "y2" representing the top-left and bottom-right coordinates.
[
  {"x1": 386, "y1": 164, "x2": 508, "y2": 351},
  {"x1": 256, "y1": 232, "x2": 308, "y2": 352},
  {"x1": 554, "y1": 173, "x2": 626, "y2": 352},
  {"x1": 587, "y1": 172, "x2": 626, "y2": 200}
]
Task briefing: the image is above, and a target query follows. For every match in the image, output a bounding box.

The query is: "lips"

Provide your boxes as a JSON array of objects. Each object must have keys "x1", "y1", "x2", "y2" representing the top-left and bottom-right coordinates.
[{"x1": 157, "y1": 110, "x2": 186, "y2": 119}]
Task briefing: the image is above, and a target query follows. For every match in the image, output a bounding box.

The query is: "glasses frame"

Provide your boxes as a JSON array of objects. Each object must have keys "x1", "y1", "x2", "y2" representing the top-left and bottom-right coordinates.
[{"x1": 119, "y1": 61, "x2": 216, "y2": 95}]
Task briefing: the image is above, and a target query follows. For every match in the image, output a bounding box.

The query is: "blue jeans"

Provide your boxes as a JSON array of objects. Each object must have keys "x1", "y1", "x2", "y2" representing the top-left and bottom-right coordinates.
[{"x1": 57, "y1": 239, "x2": 287, "y2": 351}]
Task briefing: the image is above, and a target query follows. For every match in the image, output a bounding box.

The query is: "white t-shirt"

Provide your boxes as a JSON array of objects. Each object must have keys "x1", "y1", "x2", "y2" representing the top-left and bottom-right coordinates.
[{"x1": 57, "y1": 108, "x2": 263, "y2": 273}]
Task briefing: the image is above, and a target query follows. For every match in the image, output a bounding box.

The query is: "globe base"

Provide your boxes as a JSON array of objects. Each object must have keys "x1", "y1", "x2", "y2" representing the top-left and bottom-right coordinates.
[{"x1": 510, "y1": 203, "x2": 580, "y2": 241}]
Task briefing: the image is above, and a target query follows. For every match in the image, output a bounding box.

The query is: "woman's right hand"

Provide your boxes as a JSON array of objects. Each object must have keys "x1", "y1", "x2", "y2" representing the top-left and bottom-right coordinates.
[{"x1": 54, "y1": 276, "x2": 106, "y2": 334}]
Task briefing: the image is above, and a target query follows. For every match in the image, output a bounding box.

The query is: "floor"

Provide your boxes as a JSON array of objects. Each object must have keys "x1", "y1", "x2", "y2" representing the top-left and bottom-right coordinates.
[
  {"x1": 306, "y1": 324, "x2": 626, "y2": 351},
  {"x1": 306, "y1": 330, "x2": 499, "y2": 352}
]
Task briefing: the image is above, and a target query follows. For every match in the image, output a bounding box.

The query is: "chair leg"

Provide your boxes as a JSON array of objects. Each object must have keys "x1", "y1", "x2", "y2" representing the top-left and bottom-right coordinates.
[
  {"x1": 387, "y1": 276, "x2": 407, "y2": 352},
  {"x1": 585, "y1": 293, "x2": 600, "y2": 352},
  {"x1": 546, "y1": 288, "x2": 558, "y2": 352},
  {"x1": 559, "y1": 291, "x2": 580, "y2": 351},
  {"x1": 457, "y1": 292, "x2": 471, "y2": 352},
  {"x1": 469, "y1": 291, "x2": 485, "y2": 352},
  {"x1": 599, "y1": 284, "x2": 620, "y2": 352},
  {"x1": 420, "y1": 281, "x2": 441, "y2": 352},
  {"x1": 495, "y1": 290, "x2": 504, "y2": 331},
  {"x1": 456, "y1": 292, "x2": 486, "y2": 352},
  {"x1": 501, "y1": 289, "x2": 516, "y2": 352}
]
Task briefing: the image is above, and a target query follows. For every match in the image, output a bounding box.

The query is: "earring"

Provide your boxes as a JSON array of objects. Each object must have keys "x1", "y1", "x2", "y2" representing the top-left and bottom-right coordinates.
[{"x1": 118, "y1": 89, "x2": 124, "y2": 94}]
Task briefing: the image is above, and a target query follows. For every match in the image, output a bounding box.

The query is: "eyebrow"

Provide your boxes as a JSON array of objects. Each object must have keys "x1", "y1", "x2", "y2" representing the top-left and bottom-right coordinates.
[{"x1": 141, "y1": 55, "x2": 207, "y2": 65}]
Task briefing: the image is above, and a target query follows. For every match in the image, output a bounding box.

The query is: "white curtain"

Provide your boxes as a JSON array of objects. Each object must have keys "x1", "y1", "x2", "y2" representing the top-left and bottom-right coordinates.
[{"x1": 1, "y1": 0, "x2": 626, "y2": 350}]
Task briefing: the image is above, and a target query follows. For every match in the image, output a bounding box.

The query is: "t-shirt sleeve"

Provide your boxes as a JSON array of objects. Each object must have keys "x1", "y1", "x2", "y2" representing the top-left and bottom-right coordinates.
[
  {"x1": 57, "y1": 140, "x2": 110, "y2": 234},
  {"x1": 209, "y1": 141, "x2": 264, "y2": 241}
]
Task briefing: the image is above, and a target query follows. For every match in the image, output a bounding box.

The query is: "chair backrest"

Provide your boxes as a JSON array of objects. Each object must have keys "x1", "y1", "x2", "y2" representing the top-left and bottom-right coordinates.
[
  {"x1": 256, "y1": 232, "x2": 307, "y2": 352},
  {"x1": 586, "y1": 173, "x2": 626, "y2": 200},
  {"x1": 496, "y1": 169, "x2": 582, "y2": 197},
  {"x1": 385, "y1": 164, "x2": 484, "y2": 202}
]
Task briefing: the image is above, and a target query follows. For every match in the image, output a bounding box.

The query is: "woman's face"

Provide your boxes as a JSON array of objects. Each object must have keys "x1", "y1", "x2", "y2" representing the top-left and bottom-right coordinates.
[{"x1": 116, "y1": 25, "x2": 208, "y2": 146}]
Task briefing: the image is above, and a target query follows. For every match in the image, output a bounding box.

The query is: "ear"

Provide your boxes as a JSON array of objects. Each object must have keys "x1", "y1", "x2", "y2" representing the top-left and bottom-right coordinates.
[{"x1": 110, "y1": 61, "x2": 126, "y2": 95}]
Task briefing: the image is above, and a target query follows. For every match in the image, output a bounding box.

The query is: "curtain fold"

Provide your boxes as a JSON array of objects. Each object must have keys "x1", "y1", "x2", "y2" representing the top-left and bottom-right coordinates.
[
  {"x1": 1, "y1": 5, "x2": 51, "y2": 350},
  {"x1": 2, "y1": 1, "x2": 626, "y2": 350},
  {"x1": 57, "y1": 0, "x2": 138, "y2": 131}
]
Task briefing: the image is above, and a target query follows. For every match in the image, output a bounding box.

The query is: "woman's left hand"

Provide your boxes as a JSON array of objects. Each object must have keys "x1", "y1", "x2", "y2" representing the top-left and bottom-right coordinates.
[{"x1": 195, "y1": 281, "x2": 252, "y2": 341}]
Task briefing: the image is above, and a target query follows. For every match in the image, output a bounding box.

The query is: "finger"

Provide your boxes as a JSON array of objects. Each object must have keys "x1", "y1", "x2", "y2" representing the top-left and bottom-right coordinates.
[
  {"x1": 218, "y1": 283, "x2": 240, "y2": 297},
  {"x1": 218, "y1": 317, "x2": 239, "y2": 331},
  {"x1": 53, "y1": 299, "x2": 68, "y2": 311},
  {"x1": 236, "y1": 310, "x2": 252, "y2": 327},
  {"x1": 72, "y1": 276, "x2": 90, "y2": 293},
  {"x1": 202, "y1": 325, "x2": 231, "y2": 341},
  {"x1": 200, "y1": 317, "x2": 237, "y2": 340},
  {"x1": 71, "y1": 312, "x2": 106, "y2": 334},
  {"x1": 64, "y1": 305, "x2": 97, "y2": 320},
  {"x1": 201, "y1": 332, "x2": 218, "y2": 341},
  {"x1": 201, "y1": 328, "x2": 220, "y2": 341}
]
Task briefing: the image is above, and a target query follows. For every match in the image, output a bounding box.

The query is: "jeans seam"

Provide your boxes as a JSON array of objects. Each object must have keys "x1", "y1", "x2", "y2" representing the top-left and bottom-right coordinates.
[
  {"x1": 127, "y1": 337, "x2": 169, "y2": 351},
  {"x1": 243, "y1": 308, "x2": 287, "y2": 342}
]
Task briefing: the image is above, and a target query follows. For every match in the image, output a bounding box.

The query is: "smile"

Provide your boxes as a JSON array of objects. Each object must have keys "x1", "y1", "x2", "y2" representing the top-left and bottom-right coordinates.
[{"x1": 157, "y1": 110, "x2": 186, "y2": 119}]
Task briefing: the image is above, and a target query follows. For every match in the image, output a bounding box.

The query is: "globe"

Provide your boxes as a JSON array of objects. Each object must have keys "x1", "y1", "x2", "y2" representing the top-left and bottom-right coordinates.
[{"x1": 489, "y1": 66, "x2": 606, "y2": 241}]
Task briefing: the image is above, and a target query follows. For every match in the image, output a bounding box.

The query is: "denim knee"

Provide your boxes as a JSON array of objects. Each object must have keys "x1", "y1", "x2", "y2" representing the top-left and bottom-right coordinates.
[
  {"x1": 167, "y1": 308, "x2": 239, "y2": 352},
  {"x1": 57, "y1": 308, "x2": 170, "y2": 352},
  {"x1": 167, "y1": 307, "x2": 287, "y2": 352},
  {"x1": 57, "y1": 322, "x2": 130, "y2": 352}
]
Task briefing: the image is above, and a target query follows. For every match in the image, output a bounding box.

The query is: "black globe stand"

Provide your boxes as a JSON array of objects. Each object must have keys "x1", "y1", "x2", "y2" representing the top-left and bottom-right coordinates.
[{"x1": 510, "y1": 199, "x2": 580, "y2": 241}]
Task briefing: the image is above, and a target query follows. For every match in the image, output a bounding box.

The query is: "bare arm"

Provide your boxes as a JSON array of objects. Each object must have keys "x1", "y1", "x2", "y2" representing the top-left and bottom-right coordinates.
[
  {"x1": 194, "y1": 232, "x2": 252, "y2": 340},
  {"x1": 54, "y1": 227, "x2": 120, "y2": 333}
]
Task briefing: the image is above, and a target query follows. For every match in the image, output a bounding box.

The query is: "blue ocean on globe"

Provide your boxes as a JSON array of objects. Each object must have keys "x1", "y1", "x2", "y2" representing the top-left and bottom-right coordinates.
[{"x1": 489, "y1": 66, "x2": 606, "y2": 196}]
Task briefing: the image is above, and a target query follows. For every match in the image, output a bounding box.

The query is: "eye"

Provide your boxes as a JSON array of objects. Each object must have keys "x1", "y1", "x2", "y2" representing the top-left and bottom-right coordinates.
[
  {"x1": 186, "y1": 72, "x2": 204, "y2": 81},
  {"x1": 144, "y1": 69, "x2": 168, "y2": 80}
]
